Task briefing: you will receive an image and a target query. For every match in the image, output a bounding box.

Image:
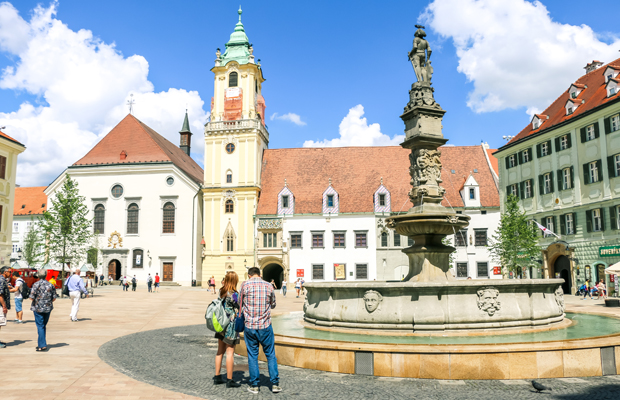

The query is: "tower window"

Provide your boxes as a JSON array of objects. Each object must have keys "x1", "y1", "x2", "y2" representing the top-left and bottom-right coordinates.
[
  {"x1": 229, "y1": 71, "x2": 238, "y2": 87},
  {"x1": 226, "y1": 173, "x2": 232, "y2": 183},
  {"x1": 225, "y1": 143, "x2": 235, "y2": 154},
  {"x1": 225, "y1": 199, "x2": 234, "y2": 213}
]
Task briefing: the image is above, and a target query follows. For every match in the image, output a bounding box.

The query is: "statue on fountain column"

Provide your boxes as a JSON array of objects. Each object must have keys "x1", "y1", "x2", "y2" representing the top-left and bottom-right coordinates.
[{"x1": 409, "y1": 25, "x2": 433, "y2": 85}]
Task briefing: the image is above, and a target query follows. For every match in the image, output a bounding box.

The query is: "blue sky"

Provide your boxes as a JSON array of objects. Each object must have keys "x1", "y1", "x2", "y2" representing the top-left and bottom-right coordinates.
[{"x1": 1, "y1": 0, "x2": 619, "y2": 186}]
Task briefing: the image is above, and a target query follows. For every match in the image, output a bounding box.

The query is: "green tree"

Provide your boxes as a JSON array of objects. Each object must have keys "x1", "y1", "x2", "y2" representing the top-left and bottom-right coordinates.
[
  {"x1": 40, "y1": 175, "x2": 93, "y2": 289},
  {"x1": 489, "y1": 194, "x2": 540, "y2": 277},
  {"x1": 87, "y1": 232, "x2": 102, "y2": 270},
  {"x1": 22, "y1": 217, "x2": 45, "y2": 266}
]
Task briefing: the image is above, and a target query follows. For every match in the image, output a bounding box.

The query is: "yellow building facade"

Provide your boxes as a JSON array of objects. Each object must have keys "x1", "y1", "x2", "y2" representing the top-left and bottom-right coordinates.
[
  {"x1": 0, "y1": 130, "x2": 25, "y2": 268},
  {"x1": 201, "y1": 9, "x2": 269, "y2": 285}
]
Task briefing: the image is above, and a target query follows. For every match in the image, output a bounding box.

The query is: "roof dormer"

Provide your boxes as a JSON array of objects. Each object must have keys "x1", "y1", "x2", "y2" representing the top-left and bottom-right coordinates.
[
  {"x1": 603, "y1": 65, "x2": 620, "y2": 83},
  {"x1": 373, "y1": 179, "x2": 391, "y2": 213},
  {"x1": 531, "y1": 114, "x2": 548, "y2": 130},
  {"x1": 461, "y1": 174, "x2": 481, "y2": 208},
  {"x1": 606, "y1": 78, "x2": 619, "y2": 98},
  {"x1": 565, "y1": 98, "x2": 583, "y2": 116},
  {"x1": 568, "y1": 83, "x2": 585, "y2": 100},
  {"x1": 277, "y1": 180, "x2": 294, "y2": 216},
  {"x1": 323, "y1": 179, "x2": 339, "y2": 215}
]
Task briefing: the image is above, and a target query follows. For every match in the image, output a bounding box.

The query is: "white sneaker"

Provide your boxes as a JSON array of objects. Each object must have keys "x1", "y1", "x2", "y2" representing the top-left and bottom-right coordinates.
[{"x1": 272, "y1": 385, "x2": 282, "y2": 393}]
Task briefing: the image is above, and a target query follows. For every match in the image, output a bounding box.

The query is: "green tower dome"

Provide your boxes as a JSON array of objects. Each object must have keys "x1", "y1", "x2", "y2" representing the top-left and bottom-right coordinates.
[{"x1": 219, "y1": 7, "x2": 252, "y2": 66}]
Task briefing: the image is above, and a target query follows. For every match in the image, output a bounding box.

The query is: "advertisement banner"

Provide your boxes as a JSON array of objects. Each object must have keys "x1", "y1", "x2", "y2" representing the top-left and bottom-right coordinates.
[
  {"x1": 334, "y1": 264, "x2": 346, "y2": 280},
  {"x1": 296, "y1": 269, "x2": 304, "y2": 278}
]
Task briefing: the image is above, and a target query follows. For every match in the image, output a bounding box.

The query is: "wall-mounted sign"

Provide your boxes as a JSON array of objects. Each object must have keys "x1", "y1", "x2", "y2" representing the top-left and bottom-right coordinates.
[
  {"x1": 296, "y1": 269, "x2": 304, "y2": 278},
  {"x1": 136, "y1": 255, "x2": 141, "y2": 266},
  {"x1": 334, "y1": 264, "x2": 346, "y2": 280},
  {"x1": 493, "y1": 267, "x2": 501, "y2": 275},
  {"x1": 225, "y1": 87, "x2": 241, "y2": 98},
  {"x1": 599, "y1": 246, "x2": 620, "y2": 257}
]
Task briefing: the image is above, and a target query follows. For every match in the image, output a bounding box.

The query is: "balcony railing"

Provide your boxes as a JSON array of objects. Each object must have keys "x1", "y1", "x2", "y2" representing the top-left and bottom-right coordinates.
[{"x1": 205, "y1": 118, "x2": 269, "y2": 141}]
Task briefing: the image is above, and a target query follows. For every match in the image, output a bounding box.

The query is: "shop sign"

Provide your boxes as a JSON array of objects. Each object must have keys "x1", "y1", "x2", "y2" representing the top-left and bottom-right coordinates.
[
  {"x1": 493, "y1": 267, "x2": 501, "y2": 275},
  {"x1": 599, "y1": 246, "x2": 620, "y2": 257},
  {"x1": 296, "y1": 269, "x2": 304, "y2": 278}
]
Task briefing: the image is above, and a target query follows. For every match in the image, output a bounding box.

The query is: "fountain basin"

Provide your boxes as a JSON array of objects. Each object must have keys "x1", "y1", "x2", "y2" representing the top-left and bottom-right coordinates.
[
  {"x1": 387, "y1": 212, "x2": 470, "y2": 237},
  {"x1": 303, "y1": 279, "x2": 565, "y2": 331}
]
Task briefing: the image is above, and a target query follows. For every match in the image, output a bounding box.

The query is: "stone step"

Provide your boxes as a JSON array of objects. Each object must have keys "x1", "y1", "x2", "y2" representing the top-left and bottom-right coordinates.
[{"x1": 159, "y1": 281, "x2": 181, "y2": 286}]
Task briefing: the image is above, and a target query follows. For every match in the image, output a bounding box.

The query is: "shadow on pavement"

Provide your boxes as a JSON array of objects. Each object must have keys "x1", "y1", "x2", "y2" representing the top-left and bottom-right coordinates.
[
  {"x1": 555, "y1": 383, "x2": 620, "y2": 398},
  {"x1": 48, "y1": 342, "x2": 69, "y2": 349}
]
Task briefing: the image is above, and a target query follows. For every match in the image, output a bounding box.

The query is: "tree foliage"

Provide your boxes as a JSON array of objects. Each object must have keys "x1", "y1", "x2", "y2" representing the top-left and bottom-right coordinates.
[
  {"x1": 489, "y1": 194, "x2": 540, "y2": 276},
  {"x1": 40, "y1": 175, "x2": 93, "y2": 285},
  {"x1": 22, "y1": 217, "x2": 45, "y2": 266}
]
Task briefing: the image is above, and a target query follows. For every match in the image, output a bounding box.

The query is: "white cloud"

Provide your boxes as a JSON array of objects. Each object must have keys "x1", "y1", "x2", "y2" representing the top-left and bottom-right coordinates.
[
  {"x1": 270, "y1": 112, "x2": 306, "y2": 126},
  {"x1": 0, "y1": 2, "x2": 207, "y2": 186},
  {"x1": 422, "y1": 0, "x2": 620, "y2": 115},
  {"x1": 303, "y1": 105, "x2": 404, "y2": 147}
]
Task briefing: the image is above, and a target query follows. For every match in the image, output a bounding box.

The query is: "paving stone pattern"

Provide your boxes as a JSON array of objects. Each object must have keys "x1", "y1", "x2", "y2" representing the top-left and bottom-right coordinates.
[{"x1": 99, "y1": 324, "x2": 620, "y2": 400}]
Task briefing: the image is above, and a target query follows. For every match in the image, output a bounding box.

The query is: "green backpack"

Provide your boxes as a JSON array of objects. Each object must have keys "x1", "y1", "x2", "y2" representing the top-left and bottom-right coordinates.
[{"x1": 205, "y1": 297, "x2": 230, "y2": 333}]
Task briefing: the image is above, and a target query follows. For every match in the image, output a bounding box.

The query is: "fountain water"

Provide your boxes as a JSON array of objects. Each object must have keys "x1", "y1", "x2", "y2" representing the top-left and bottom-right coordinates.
[{"x1": 303, "y1": 27, "x2": 565, "y2": 332}]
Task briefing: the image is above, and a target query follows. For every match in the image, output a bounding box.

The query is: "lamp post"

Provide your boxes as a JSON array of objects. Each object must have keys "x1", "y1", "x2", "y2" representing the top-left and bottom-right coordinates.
[{"x1": 17, "y1": 248, "x2": 22, "y2": 260}]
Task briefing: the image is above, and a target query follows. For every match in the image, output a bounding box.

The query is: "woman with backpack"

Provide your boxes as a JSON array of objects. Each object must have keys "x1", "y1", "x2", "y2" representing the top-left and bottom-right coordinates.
[{"x1": 213, "y1": 271, "x2": 241, "y2": 388}]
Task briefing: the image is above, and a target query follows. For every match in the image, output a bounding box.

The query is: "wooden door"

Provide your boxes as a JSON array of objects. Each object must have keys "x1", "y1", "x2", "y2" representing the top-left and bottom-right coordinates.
[
  {"x1": 108, "y1": 261, "x2": 117, "y2": 280},
  {"x1": 163, "y1": 262, "x2": 173, "y2": 281}
]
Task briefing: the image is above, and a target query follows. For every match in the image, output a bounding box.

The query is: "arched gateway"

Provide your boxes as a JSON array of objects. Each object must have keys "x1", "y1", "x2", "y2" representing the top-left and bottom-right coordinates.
[{"x1": 263, "y1": 263, "x2": 284, "y2": 289}]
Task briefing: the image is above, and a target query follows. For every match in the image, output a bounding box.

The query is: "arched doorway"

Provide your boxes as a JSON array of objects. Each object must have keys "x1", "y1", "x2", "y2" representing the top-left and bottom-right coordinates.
[
  {"x1": 108, "y1": 259, "x2": 121, "y2": 280},
  {"x1": 554, "y1": 255, "x2": 571, "y2": 294},
  {"x1": 263, "y1": 263, "x2": 283, "y2": 289},
  {"x1": 595, "y1": 264, "x2": 606, "y2": 284}
]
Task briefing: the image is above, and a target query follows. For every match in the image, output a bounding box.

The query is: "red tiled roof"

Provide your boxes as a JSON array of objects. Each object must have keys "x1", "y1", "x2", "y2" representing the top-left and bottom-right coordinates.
[
  {"x1": 0, "y1": 130, "x2": 25, "y2": 147},
  {"x1": 73, "y1": 114, "x2": 203, "y2": 183},
  {"x1": 14, "y1": 186, "x2": 47, "y2": 216},
  {"x1": 486, "y1": 149, "x2": 499, "y2": 176},
  {"x1": 506, "y1": 57, "x2": 620, "y2": 145},
  {"x1": 256, "y1": 145, "x2": 499, "y2": 215}
]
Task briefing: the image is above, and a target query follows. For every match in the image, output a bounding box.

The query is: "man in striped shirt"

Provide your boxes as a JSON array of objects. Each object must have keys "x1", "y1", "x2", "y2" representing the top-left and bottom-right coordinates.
[{"x1": 240, "y1": 267, "x2": 280, "y2": 394}]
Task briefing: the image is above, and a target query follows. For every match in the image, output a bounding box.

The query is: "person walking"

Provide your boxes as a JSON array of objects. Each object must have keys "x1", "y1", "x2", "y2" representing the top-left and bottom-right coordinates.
[
  {"x1": 121, "y1": 276, "x2": 128, "y2": 291},
  {"x1": 0, "y1": 266, "x2": 12, "y2": 348},
  {"x1": 598, "y1": 279, "x2": 608, "y2": 299},
  {"x1": 281, "y1": 280, "x2": 287, "y2": 298},
  {"x1": 9, "y1": 271, "x2": 25, "y2": 323},
  {"x1": 582, "y1": 279, "x2": 593, "y2": 299},
  {"x1": 295, "y1": 278, "x2": 302, "y2": 298},
  {"x1": 270, "y1": 279, "x2": 277, "y2": 290},
  {"x1": 29, "y1": 269, "x2": 57, "y2": 351},
  {"x1": 131, "y1": 275, "x2": 137, "y2": 292},
  {"x1": 240, "y1": 267, "x2": 280, "y2": 394},
  {"x1": 213, "y1": 271, "x2": 241, "y2": 388},
  {"x1": 147, "y1": 274, "x2": 153, "y2": 293},
  {"x1": 108, "y1": 274, "x2": 112, "y2": 285},
  {"x1": 154, "y1": 273, "x2": 160, "y2": 293},
  {"x1": 209, "y1": 276, "x2": 216, "y2": 294},
  {"x1": 99, "y1": 274, "x2": 105, "y2": 286},
  {"x1": 67, "y1": 269, "x2": 88, "y2": 322}
]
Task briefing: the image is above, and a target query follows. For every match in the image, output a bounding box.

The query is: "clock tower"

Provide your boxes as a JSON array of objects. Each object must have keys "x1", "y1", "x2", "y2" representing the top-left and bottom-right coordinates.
[{"x1": 202, "y1": 7, "x2": 269, "y2": 284}]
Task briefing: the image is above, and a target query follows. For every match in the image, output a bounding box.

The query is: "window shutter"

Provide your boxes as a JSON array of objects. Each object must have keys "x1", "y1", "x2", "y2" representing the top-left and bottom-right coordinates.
[
  {"x1": 594, "y1": 122, "x2": 600, "y2": 138},
  {"x1": 557, "y1": 169, "x2": 562, "y2": 190},
  {"x1": 605, "y1": 117, "x2": 612, "y2": 134},
  {"x1": 572, "y1": 212, "x2": 577, "y2": 230},
  {"x1": 538, "y1": 175, "x2": 544, "y2": 195},
  {"x1": 567, "y1": 133, "x2": 572, "y2": 148},
  {"x1": 555, "y1": 137, "x2": 561, "y2": 152},
  {"x1": 519, "y1": 181, "x2": 525, "y2": 199},
  {"x1": 570, "y1": 166, "x2": 575, "y2": 188},
  {"x1": 550, "y1": 171, "x2": 555, "y2": 192},
  {"x1": 505, "y1": 185, "x2": 510, "y2": 198},
  {"x1": 547, "y1": 140, "x2": 553, "y2": 155},
  {"x1": 518, "y1": 151, "x2": 523, "y2": 165},
  {"x1": 586, "y1": 210, "x2": 592, "y2": 232},
  {"x1": 597, "y1": 159, "x2": 603, "y2": 182},
  {"x1": 601, "y1": 208, "x2": 606, "y2": 231},
  {"x1": 583, "y1": 163, "x2": 590, "y2": 184},
  {"x1": 580, "y1": 127, "x2": 587, "y2": 142},
  {"x1": 527, "y1": 148, "x2": 532, "y2": 161},
  {"x1": 608, "y1": 155, "x2": 616, "y2": 178},
  {"x1": 536, "y1": 144, "x2": 541, "y2": 158},
  {"x1": 516, "y1": 183, "x2": 521, "y2": 199},
  {"x1": 505, "y1": 157, "x2": 510, "y2": 169},
  {"x1": 552, "y1": 216, "x2": 557, "y2": 234},
  {"x1": 611, "y1": 206, "x2": 618, "y2": 230},
  {"x1": 560, "y1": 214, "x2": 566, "y2": 235}
]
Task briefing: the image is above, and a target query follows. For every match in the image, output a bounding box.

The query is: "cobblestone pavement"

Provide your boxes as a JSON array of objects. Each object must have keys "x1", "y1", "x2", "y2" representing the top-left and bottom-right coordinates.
[{"x1": 99, "y1": 324, "x2": 620, "y2": 400}]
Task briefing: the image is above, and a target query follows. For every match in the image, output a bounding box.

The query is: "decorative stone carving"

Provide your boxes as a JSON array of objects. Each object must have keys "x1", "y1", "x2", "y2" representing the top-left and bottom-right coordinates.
[
  {"x1": 108, "y1": 231, "x2": 123, "y2": 249},
  {"x1": 222, "y1": 189, "x2": 236, "y2": 201},
  {"x1": 363, "y1": 290, "x2": 383, "y2": 313},
  {"x1": 303, "y1": 297, "x2": 309, "y2": 313},
  {"x1": 555, "y1": 286, "x2": 565, "y2": 313},
  {"x1": 258, "y1": 218, "x2": 282, "y2": 230},
  {"x1": 446, "y1": 216, "x2": 459, "y2": 224},
  {"x1": 476, "y1": 287, "x2": 501, "y2": 316},
  {"x1": 408, "y1": 25, "x2": 433, "y2": 85},
  {"x1": 241, "y1": 73, "x2": 248, "y2": 78},
  {"x1": 377, "y1": 218, "x2": 388, "y2": 233},
  {"x1": 218, "y1": 76, "x2": 226, "y2": 80}
]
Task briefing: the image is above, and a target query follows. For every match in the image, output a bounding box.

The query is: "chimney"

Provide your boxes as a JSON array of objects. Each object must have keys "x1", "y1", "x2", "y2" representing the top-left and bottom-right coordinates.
[
  {"x1": 584, "y1": 60, "x2": 604, "y2": 74},
  {"x1": 179, "y1": 111, "x2": 192, "y2": 156}
]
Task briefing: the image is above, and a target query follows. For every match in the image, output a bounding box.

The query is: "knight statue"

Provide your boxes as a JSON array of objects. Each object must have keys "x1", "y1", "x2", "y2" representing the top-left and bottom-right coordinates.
[{"x1": 409, "y1": 25, "x2": 433, "y2": 85}]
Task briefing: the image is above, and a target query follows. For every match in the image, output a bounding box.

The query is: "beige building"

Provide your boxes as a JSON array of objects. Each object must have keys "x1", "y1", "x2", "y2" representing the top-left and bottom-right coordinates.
[
  {"x1": 0, "y1": 130, "x2": 26, "y2": 268},
  {"x1": 201, "y1": 9, "x2": 268, "y2": 283},
  {"x1": 494, "y1": 58, "x2": 620, "y2": 295}
]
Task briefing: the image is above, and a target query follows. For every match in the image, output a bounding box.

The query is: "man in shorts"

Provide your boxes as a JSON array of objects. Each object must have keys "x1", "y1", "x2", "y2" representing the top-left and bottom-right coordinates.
[
  {"x1": 0, "y1": 266, "x2": 12, "y2": 348},
  {"x1": 9, "y1": 271, "x2": 24, "y2": 323},
  {"x1": 154, "y1": 273, "x2": 160, "y2": 292}
]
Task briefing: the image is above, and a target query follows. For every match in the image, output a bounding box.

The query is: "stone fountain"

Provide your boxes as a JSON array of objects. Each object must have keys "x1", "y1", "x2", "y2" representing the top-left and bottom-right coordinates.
[{"x1": 303, "y1": 27, "x2": 565, "y2": 332}]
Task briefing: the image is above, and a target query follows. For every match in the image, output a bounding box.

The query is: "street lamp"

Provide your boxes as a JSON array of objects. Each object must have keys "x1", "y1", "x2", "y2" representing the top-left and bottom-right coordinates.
[
  {"x1": 17, "y1": 248, "x2": 22, "y2": 260},
  {"x1": 502, "y1": 135, "x2": 514, "y2": 141},
  {"x1": 244, "y1": 259, "x2": 247, "y2": 269}
]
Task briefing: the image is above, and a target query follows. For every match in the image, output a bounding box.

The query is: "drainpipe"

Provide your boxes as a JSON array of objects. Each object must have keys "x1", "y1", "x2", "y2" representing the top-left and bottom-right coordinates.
[{"x1": 191, "y1": 187, "x2": 201, "y2": 287}]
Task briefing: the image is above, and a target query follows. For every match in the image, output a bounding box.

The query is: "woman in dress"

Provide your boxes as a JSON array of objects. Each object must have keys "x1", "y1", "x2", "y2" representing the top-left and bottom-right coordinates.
[{"x1": 213, "y1": 271, "x2": 241, "y2": 388}]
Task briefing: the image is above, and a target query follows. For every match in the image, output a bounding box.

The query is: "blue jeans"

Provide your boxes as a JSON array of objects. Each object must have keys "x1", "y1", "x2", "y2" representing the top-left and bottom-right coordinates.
[
  {"x1": 14, "y1": 297, "x2": 22, "y2": 312},
  {"x1": 244, "y1": 325, "x2": 279, "y2": 387},
  {"x1": 34, "y1": 311, "x2": 51, "y2": 348}
]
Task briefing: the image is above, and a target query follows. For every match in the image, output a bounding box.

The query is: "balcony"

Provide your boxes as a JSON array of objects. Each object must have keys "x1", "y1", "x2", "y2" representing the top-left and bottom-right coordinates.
[{"x1": 205, "y1": 118, "x2": 269, "y2": 142}]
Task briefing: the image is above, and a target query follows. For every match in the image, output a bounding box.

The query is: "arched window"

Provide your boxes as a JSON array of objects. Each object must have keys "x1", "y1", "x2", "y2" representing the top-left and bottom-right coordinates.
[
  {"x1": 162, "y1": 202, "x2": 175, "y2": 233},
  {"x1": 226, "y1": 231, "x2": 234, "y2": 252},
  {"x1": 133, "y1": 249, "x2": 143, "y2": 268},
  {"x1": 229, "y1": 71, "x2": 238, "y2": 87},
  {"x1": 381, "y1": 232, "x2": 388, "y2": 247},
  {"x1": 127, "y1": 203, "x2": 139, "y2": 234},
  {"x1": 225, "y1": 199, "x2": 234, "y2": 213},
  {"x1": 94, "y1": 204, "x2": 105, "y2": 234}
]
